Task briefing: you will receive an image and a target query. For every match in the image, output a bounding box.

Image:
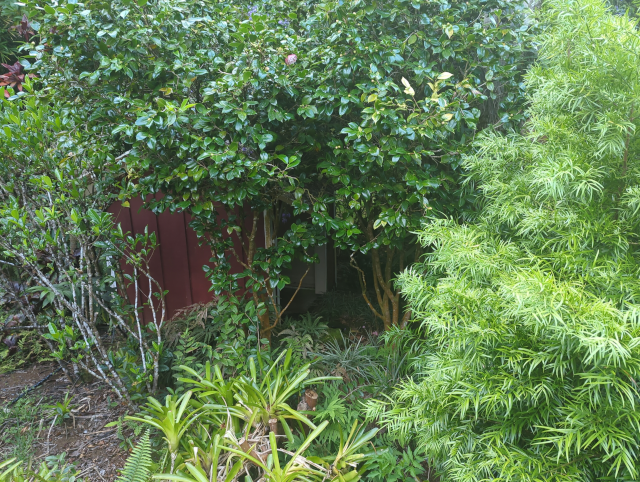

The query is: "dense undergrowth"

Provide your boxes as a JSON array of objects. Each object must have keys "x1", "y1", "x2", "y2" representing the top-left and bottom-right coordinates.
[
  {"x1": 1, "y1": 306, "x2": 430, "y2": 482},
  {"x1": 131, "y1": 307, "x2": 427, "y2": 481}
]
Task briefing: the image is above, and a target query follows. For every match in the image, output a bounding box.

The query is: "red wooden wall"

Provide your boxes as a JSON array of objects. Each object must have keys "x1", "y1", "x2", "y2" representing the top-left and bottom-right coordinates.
[{"x1": 108, "y1": 196, "x2": 264, "y2": 321}]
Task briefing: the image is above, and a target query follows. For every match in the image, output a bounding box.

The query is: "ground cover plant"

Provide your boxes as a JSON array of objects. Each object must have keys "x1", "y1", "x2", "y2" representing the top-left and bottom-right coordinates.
[
  {"x1": 104, "y1": 336, "x2": 424, "y2": 482},
  {"x1": 0, "y1": 395, "x2": 46, "y2": 462},
  {"x1": 0, "y1": 317, "x2": 427, "y2": 481},
  {"x1": 0, "y1": 362, "x2": 134, "y2": 479},
  {"x1": 0, "y1": 454, "x2": 83, "y2": 482},
  {"x1": 366, "y1": 0, "x2": 640, "y2": 480}
]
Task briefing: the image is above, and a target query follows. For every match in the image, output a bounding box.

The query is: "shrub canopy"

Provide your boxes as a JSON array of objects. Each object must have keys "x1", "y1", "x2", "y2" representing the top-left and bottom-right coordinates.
[{"x1": 29, "y1": 0, "x2": 533, "y2": 330}]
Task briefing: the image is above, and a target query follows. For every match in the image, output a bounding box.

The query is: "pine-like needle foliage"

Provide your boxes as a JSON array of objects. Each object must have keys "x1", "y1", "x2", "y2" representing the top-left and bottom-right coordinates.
[
  {"x1": 365, "y1": 1, "x2": 640, "y2": 480},
  {"x1": 116, "y1": 430, "x2": 152, "y2": 482}
]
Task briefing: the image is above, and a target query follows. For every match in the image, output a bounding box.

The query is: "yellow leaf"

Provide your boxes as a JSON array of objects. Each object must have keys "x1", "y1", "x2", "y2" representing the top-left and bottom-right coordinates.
[
  {"x1": 438, "y1": 72, "x2": 454, "y2": 80},
  {"x1": 401, "y1": 77, "x2": 415, "y2": 96}
]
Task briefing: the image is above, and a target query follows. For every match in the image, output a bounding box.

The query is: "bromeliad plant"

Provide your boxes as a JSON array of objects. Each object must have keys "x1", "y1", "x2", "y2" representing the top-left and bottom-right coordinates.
[
  {"x1": 126, "y1": 349, "x2": 376, "y2": 481},
  {"x1": 126, "y1": 391, "x2": 202, "y2": 473},
  {"x1": 231, "y1": 349, "x2": 340, "y2": 439},
  {"x1": 179, "y1": 349, "x2": 340, "y2": 440}
]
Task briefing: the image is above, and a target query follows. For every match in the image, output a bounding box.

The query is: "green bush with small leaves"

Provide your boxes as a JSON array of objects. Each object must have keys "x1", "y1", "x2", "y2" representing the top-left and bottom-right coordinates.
[{"x1": 27, "y1": 0, "x2": 535, "y2": 332}]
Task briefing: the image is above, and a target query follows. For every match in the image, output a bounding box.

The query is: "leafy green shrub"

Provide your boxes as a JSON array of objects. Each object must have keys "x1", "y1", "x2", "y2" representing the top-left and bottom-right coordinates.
[
  {"x1": 311, "y1": 382, "x2": 360, "y2": 448},
  {"x1": 0, "y1": 87, "x2": 172, "y2": 397},
  {"x1": 31, "y1": 0, "x2": 535, "y2": 331},
  {"x1": 164, "y1": 297, "x2": 265, "y2": 391},
  {"x1": 276, "y1": 313, "x2": 329, "y2": 359},
  {"x1": 362, "y1": 446, "x2": 427, "y2": 482},
  {"x1": 278, "y1": 313, "x2": 329, "y2": 342},
  {"x1": 0, "y1": 0, "x2": 23, "y2": 63},
  {"x1": 366, "y1": 0, "x2": 640, "y2": 480}
]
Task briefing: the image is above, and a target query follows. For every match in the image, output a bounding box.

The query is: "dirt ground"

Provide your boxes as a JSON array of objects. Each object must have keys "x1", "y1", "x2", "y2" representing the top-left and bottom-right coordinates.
[{"x1": 0, "y1": 362, "x2": 131, "y2": 480}]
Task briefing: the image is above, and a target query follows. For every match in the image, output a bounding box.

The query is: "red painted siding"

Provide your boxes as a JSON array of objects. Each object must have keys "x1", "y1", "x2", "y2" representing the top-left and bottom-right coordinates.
[
  {"x1": 156, "y1": 198, "x2": 193, "y2": 315},
  {"x1": 108, "y1": 198, "x2": 216, "y2": 321},
  {"x1": 108, "y1": 199, "x2": 265, "y2": 322}
]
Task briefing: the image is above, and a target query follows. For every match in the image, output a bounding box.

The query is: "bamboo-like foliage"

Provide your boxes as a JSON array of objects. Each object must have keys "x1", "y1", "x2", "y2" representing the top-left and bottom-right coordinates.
[{"x1": 365, "y1": 0, "x2": 640, "y2": 480}]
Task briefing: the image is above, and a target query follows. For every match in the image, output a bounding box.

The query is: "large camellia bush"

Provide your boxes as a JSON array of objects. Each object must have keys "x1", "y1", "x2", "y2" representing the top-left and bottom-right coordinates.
[
  {"x1": 26, "y1": 0, "x2": 534, "y2": 333},
  {"x1": 366, "y1": 0, "x2": 640, "y2": 480}
]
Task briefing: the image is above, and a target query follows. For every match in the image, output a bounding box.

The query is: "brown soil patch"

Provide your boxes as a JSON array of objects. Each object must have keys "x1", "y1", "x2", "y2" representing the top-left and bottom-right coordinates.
[{"x1": 0, "y1": 362, "x2": 132, "y2": 481}]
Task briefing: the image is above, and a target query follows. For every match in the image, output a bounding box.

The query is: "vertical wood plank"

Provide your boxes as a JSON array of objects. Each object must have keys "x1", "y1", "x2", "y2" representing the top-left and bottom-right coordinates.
[
  {"x1": 129, "y1": 196, "x2": 165, "y2": 324},
  {"x1": 156, "y1": 195, "x2": 193, "y2": 318},
  {"x1": 184, "y1": 213, "x2": 216, "y2": 304}
]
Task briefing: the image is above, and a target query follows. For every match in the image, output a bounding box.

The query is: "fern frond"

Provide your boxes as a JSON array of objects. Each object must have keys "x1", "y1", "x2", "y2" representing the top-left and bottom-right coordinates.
[{"x1": 116, "y1": 430, "x2": 152, "y2": 482}]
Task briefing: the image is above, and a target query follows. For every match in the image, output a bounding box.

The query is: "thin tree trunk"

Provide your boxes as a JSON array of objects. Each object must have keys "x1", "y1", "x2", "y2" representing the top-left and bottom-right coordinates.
[
  {"x1": 354, "y1": 216, "x2": 415, "y2": 329},
  {"x1": 245, "y1": 210, "x2": 272, "y2": 340}
]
